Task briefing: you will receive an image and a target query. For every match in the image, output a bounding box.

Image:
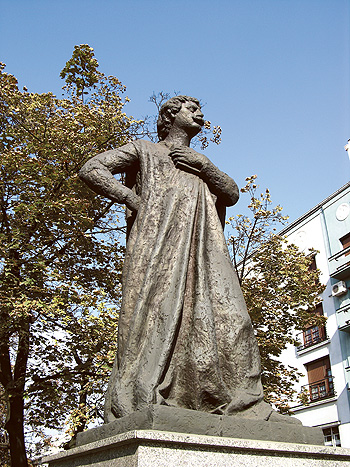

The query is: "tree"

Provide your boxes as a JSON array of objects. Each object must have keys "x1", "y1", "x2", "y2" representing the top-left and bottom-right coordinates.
[
  {"x1": 25, "y1": 299, "x2": 120, "y2": 455},
  {"x1": 0, "y1": 385, "x2": 10, "y2": 467},
  {"x1": 227, "y1": 176, "x2": 325, "y2": 413},
  {"x1": 0, "y1": 44, "x2": 142, "y2": 465}
]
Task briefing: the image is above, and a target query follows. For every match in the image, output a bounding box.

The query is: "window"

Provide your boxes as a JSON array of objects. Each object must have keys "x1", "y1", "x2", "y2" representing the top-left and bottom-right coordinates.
[
  {"x1": 302, "y1": 303, "x2": 326, "y2": 349},
  {"x1": 323, "y1": 426, "x2": 341, "y2": 447},
  {"x1": 305, "y1": 356, "x2": 334, "y2": 402},
  {"x1": 304, "y1": 326, "x2": 320, "y2": 346},
  {"x1": 309, "y1": 256, "x2": 317, "y2": 272},
  {"x1": 340, "y1": 232, "x2": 350, "y2": 257},
  {"x1": 308, "y1": 254, "x2": 320, "y2": 284}
]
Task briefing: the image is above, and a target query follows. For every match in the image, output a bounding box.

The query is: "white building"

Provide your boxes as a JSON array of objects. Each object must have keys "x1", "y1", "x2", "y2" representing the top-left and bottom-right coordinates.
[{"x1": 280, "y1": 182, "x2": 350, "y2": 448}]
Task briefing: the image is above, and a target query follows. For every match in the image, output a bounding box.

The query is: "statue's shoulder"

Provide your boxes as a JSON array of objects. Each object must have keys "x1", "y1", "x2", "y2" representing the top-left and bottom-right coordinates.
[
  {"x1": 116, "y1": 139, "x2": 157, "y2": 160},
  {"x1": 130, "y1": 139, "x2": 164, "y2": 155},
  {"x1": 133, "y1": 139, "x2": 157, "y2": 148}
]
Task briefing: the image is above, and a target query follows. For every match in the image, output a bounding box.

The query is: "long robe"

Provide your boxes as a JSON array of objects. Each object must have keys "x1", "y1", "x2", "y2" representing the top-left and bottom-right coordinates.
[{"x1": 104, "y1": 139, "x2": 264, "y2": 422}]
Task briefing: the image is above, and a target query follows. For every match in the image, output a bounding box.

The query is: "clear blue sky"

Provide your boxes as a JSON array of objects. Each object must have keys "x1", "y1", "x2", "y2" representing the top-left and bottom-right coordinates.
[{"x1": 1, "y1": 0, "x2": 349, "y2": 223}]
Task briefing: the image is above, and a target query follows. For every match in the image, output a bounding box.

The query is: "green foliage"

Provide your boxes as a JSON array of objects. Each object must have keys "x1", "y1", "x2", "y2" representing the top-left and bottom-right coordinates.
[
  {"x1": 0, "y1": 45, "x2": 141, "y2": 461},
  {"x1": 60, "y1": 44, "x2": 100, "y2": 99},
  {"x1": 228, "y1": 176, "x2": 325, "y2": 413}
]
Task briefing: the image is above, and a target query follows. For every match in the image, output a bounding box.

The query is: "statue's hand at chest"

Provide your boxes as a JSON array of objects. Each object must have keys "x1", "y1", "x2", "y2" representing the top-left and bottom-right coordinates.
[{"x1": 169, "y1": 146, "x2": 209, "y2": 176}]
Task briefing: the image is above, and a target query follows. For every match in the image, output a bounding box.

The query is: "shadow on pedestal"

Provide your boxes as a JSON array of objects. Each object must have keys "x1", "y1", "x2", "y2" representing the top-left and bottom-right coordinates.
[{"x1": 76, "y1": 405, "x2": 323, "y2": 447}]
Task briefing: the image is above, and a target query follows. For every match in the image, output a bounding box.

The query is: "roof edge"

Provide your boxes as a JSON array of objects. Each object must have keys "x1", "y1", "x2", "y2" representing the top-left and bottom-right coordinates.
[{"x1": 279, "y1": 182, "x2": 350, "y2": 236}]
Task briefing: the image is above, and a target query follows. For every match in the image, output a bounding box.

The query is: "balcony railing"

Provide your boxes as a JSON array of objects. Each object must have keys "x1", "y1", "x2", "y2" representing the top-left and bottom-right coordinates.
[
  {"x1": 328, "y1": 246, "x2": 350, "y2": 279},
  {"x1": 299, "y1": 377, "x2": 335, "y2": 404},
  {"x1": 337, "y1": 304, "x2": 350, "y2": 332}
]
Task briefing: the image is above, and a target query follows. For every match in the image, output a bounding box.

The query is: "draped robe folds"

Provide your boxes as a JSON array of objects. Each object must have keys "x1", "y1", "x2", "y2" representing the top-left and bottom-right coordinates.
[{"x1": 104, "y1": 139, "x2": 264, "y2": 422}]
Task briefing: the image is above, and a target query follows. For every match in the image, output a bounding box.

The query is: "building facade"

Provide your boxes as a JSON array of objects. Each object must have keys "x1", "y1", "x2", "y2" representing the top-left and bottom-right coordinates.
[{"x1": 280, "y1": 182, "x2": 350, "y2": 447}]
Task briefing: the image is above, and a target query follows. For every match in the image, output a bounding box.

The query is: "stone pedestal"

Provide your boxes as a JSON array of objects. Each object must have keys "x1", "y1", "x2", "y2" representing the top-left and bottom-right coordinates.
[
  {"x1": 42, "y1": 429, "x2": 350, "y2": 466},
  {"x1": 76, "y1": 406, "x2": 323, "y2": 446},
  {"x1": 42, "y1": 407, "x2": 347, "y2": 466}
]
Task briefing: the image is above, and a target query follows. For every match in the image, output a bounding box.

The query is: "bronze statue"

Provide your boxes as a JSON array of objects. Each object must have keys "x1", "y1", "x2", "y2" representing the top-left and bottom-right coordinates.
[{"x1": 80, "y1": 96, "x2": 266, "y2": 423}]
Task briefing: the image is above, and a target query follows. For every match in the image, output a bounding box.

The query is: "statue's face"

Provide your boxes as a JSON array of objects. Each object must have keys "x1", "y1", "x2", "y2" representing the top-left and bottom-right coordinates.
[{"x1": 173, "y1": 101, "x2": 204, "y2": 137}]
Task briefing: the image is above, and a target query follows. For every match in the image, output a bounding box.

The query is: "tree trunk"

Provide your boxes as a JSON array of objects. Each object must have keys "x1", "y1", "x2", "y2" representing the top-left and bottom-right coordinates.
[
  {"x1": 63, "y1": 376, "x2": 89, "y2": 451},
  {"x1": 5, "y1": 394, "x2": 28, "y2": 466},
  {"x1": 1, "y1": 250, "x2": 32, "y2": 466},
  {"x1": 1, "y1": 303, "x2": 30, "y2": 466}
]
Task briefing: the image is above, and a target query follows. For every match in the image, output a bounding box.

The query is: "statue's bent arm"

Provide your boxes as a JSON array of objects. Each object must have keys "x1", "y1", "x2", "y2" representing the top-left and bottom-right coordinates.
[
  {"x1": 169, "y1": 146, "x2": 239, "y2": 206},
  {"x1": 79, "y1": 147, "x2": 140, "y2": 212},
  {"x1": 200, "y1": 158, "x2": 239, "y2": 207}
]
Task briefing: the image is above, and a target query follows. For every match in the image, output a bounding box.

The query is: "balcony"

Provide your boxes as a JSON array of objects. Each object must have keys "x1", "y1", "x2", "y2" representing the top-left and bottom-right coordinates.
[
  {"x1": 299, "y1": 377, "x2": 335, "y2": 405},
  {"x1": 336, "y1": 303, "x2": 350, "y2": 332},
  {"x1": 345, "y1": 366, "x2": 350, "y2": 389},
  {"x1": 328, "y1": 246, "x2": 350, "y2": 280}
]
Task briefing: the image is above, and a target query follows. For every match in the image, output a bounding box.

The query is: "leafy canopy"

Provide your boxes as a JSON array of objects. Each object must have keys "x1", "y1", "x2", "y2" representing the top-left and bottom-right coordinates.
[
  {"x1": 0, "y1": 44, "x2": 143, "y2": 462},
  {"x1": 227, "y1": 176, "x2": 325, "y2": 413},
  {"x1": 60, "y1": 44, "x2": 100, "y2": 99}
]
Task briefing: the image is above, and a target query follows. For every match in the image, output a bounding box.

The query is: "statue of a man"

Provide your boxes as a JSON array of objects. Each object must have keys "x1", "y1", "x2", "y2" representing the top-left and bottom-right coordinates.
[{"x1": 80, "y1": 96, "x2": 265, "y2": 423}]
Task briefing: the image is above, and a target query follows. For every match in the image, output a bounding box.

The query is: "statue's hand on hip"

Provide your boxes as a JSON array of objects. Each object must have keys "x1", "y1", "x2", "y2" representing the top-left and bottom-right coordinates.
[{"x1": 125, "y1": 191, "x2": 141, "y2": 212}]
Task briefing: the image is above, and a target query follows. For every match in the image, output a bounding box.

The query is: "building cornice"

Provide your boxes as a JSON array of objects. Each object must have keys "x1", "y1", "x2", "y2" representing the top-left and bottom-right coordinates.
[{"x1": 279, "y1": 182, "x2": 350, "y2": 236}]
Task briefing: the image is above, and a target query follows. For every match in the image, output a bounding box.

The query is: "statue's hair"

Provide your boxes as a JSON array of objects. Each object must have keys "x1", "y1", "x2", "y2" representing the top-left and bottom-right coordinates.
[{"x1": 157, "y1": 95, "x2": 200, "y2": 141}]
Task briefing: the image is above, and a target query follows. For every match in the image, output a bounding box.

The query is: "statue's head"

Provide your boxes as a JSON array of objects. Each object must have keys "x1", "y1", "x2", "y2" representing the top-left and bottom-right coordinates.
[{"x1": 157, "y1": 95, "x2": 202, "y2": 141}]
